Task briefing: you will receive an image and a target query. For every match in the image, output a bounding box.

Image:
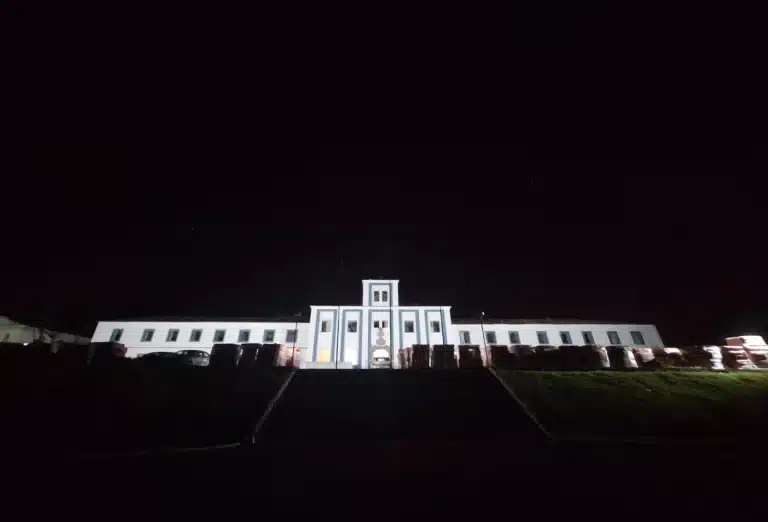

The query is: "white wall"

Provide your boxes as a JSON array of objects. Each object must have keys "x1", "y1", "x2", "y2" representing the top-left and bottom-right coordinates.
[
  {"x1": 361, "y1": 279, "x2": 400, "y2": 307},
  {"x1": 91, "y1": 321, "x2": 310, "y2": 358},
  {"x1": 450, "y1": 323, "x2": 663, "y2": 349}
]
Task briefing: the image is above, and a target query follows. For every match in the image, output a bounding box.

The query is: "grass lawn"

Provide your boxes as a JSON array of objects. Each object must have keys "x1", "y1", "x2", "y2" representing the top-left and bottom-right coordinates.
[{"x1": 497, "y1": 370, "x2": 768, "y2": 439}]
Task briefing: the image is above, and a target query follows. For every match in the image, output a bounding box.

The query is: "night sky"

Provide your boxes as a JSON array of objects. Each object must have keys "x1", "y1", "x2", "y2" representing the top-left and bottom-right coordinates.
[{"x1": 4, "y1": 10, "x2": 764, "y2": 346}]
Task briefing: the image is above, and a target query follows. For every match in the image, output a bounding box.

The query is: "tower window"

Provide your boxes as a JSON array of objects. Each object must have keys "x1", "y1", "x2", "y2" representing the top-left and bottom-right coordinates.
[
  {"x1": 559, "y1": 331, "x2": 572, "y2": 344},
  {"x1": 109, "y1": 329, "x2": 123, "y2": 342},
  {"x1": 213, "y1": 330, "x2": 226, "y2": 343},
  {"x1": 166, "y1": 329, "x2": 179, "y2": 342},
  {"x1": 404, "y1": 321, "x2": 414, "y2": 333},
  {"x1": 430, "y1": 321, "x2": 441, "y2": 333},
  {"x1": 382, "y1": 290, "x2": 388, "y2": 302},
  {"x1": 373, "y1": 291, "x2": 380, "y2": 302},
  {"x1": 536, "y1": 331, "x2": 549, "y2": 344},
  {"x1": 190, "y1": 329, "x2": 202, "y2": 342}
]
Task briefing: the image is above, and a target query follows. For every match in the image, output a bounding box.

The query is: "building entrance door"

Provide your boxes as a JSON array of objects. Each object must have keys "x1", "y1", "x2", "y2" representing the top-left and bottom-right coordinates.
[{"x1": 369, "y1": 325, "x2": 392, "y2": 369}]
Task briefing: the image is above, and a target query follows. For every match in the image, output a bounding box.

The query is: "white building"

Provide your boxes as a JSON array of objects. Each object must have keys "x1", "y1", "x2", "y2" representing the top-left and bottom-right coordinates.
[
  {"x1": 90, "y1": 278, "x2": 664, "y2": 368},
  {"x1": 1, "y1": 316, "x2": 90, "y2": 346}
]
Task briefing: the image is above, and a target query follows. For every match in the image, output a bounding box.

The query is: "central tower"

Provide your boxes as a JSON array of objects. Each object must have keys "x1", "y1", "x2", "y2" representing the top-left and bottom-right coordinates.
[{"x1": 362, "y1": 279, "x2": 400, "y2": 307}]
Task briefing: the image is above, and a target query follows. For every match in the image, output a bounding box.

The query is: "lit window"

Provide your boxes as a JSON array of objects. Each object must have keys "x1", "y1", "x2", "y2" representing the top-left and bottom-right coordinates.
[
  {"x1": 166, "y1": 329, "x2": 179, "y2": 342},
  {"x1": 607, "y1": 331, "x2": 621, "y2": 345},
  {"x1": 631, "y1": 331, "x2": 646, "y2": 345},
  {"x1": 238, "y1": 329, "x2": 250, "y2": 343},
  {"x1": 536, "y1": 331, "x2": 549, "y2": 344},
  {"x1": 263, "y1": 330, "x2": 275, "y2": 343},
  {"x1": 508, "y1": 331, "x2": 520, "y2": 344},
  {"x1": 348, "y1": 321, "x2": 358, "y2": 333},
  {"x1": 459, "y1": 331, "x2": 471, "y2": 344},
  {"x1": 109, "y1": 329, "x2": 123, "y2": 342},
  {"x1": 285, "y1": 329, "x2": 297, "y2": 343},
  {"x1": 373, "y1": 291, "x2": 380, "y2": 302},
  {"x1": 213, "y1": 330, "x2": 226, "y2": 343},
  {"x1": 486, "y1": 331, "x2": 497, "y2": 344},
  {"x1": 382, "y1": 290, "x2": 388, "y2": 302},
  {"x1": 190, "y1": 329, "x2": 202, "y2": 342},
  {"x1": 582, "y1": 331, "x2": 595, "y2": 344},
  {"x1": 140, "y1": 329, "x2": 155, "y2": 342},
  {"x1": 404, "y1": 321, "x2": 414, "y2": 333},
  {"x1": 321, "y1": 320, "x2": 330, "y2": 332},
  {"x1": 559, "y1": 331, "x2": 572, "y2": 344},
  {"x1": 431, "y1": 321, "x2": 441, "y2": 333}
]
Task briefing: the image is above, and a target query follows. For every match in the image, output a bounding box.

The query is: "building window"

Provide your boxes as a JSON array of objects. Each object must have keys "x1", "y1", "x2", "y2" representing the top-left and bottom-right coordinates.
[
  {"x1": 348, "y1": 321, "x2": 358, "y2": 333},
  {"x1": 430, "y1": 321, "x2": 441, "y2": 333},
  {"x1": 459, "y1": 331, "x2": 471, "y2": 344},
  {"x1": 631, "y1": 331, "x2": 646, "y2": 345},
  {"x1": 109, "y1": 329, "x2": 123, "y2": 342},
  {"x1": 373, "y1": 320, "x2": 380, "y2": 328},
  {"x1": 559, "y1": 331, "x2": 572, "y2": 344},
  {"x1": 213, "y1": 330, "x2": 226, "y2": 343},
  {"x1": 382, "y1": 320, "x2": 388, "y2": 328},
  {"x1": 190, "y1": 329, "x2": 202, "y2": 342},
  {"x1": 373, "y1": 291, "x2": 380, "y2": 302},
  {"x1": 486, "y1": 331, "x2": 497, "y2": 344},
  {"x1": 238, "y1": 329, "x2": 250, "y2": 343},
  {"x1": 582, "y1": 331, "x2": 595, "y2": 344},
  {"x1": 536, "y1": 331, "x2": 549, "y2": 344},
  {"x1": 140, "y1": 329, "x2": 155, "y2": 342},
  {"x1": 382, "y1": 290, "x2": 388, "y2": 302},
  {"x1": 607, "y1": 331, "x2": 621, "y2": 345},
  {"x1": 508, "y1": 331, "x2": 520, "y2": 344},
  {"x1": 404, "y1": 321, "x2": 414, "y2": 333},
  {"x1": 263, "y1": 330, "x2": 275, "y2": 343},
  {"x1": 321, "y1": 320, "x2": 330, "y2": 332},
  {"x1": 285, "y1": 329, "x2": 297, "y2": 343},
  {"x1": 166, "y1": 329, "x2": 179, "y2": 342}
]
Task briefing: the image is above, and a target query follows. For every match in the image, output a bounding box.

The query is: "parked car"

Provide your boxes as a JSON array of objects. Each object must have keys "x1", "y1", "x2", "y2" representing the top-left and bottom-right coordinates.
[
  {"x1": 137, "y1": 351, "x2": 184, "y2": 366},
  {"x1": 177, "y1": 349, "x2": 210, "y2": 367},
  {"x1": 371, "y1": 348, "x2": 392, "y2": 369}
]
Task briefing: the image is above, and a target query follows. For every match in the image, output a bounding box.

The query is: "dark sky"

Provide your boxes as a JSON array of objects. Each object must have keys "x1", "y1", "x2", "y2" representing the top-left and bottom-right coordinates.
[{"x1": 4, "y1": 9, "x2": 764, "y2": 345}]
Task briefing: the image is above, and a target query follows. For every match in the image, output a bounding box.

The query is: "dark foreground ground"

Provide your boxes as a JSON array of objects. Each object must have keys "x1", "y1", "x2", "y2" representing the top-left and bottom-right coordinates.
[{"x1": 3, "y1": 367, "x2": 767, "y2": 519}]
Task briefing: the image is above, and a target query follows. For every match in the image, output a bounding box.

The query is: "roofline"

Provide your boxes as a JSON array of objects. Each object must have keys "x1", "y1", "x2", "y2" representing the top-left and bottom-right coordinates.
[
  {"x1": 452, "y1": 318, "x2": 654, "y2": 326},
  {"x1": 100, "y1": 317, "x2": 311, "y2": 323}
]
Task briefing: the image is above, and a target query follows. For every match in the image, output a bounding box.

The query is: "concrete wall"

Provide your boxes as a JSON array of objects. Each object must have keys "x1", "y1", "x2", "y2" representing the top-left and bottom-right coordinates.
[
  {"x1": 306, "y1": 305, "x2": 454, "y2": 368},
  {"x1": 450, "y1": 322, "x2": 663, "y2": 363},
  {"x1": 362, "y1": 279, "x2": 399, "y2": 307},
  {"x1": 91, "y1": 320, "x2": 310, "y2": 358}
]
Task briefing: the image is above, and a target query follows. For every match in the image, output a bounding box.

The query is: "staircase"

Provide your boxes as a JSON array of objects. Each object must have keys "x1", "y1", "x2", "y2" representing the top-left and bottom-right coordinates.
[{"x1": 257, "y1": 368, "x2": 543, "y2": 443}]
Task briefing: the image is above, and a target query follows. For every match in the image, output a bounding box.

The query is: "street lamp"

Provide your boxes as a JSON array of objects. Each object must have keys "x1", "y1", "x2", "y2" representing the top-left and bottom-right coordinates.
[{"x1": 480, "y1": 311, "x2": 489, "y2": 367}]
